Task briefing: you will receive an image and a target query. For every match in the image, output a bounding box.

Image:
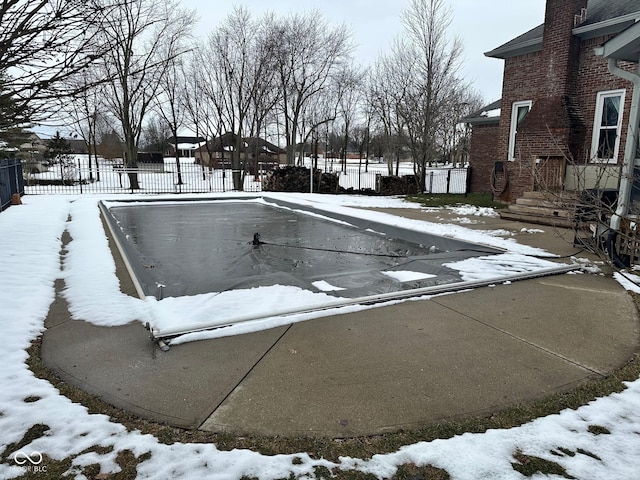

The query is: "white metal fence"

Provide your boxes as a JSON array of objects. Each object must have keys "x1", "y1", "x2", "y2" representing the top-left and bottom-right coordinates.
[{"x1": 22, "y1": 157, "x2": 469, "y2": 195}]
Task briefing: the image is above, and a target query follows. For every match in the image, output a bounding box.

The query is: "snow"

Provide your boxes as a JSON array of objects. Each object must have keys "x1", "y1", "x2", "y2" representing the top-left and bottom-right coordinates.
[
  {"x1": 381, "y1": 270, "x2": 437, "y2": 282},
  {"x1": 312, "y1": 280, "x2": 346, "y2": 291},
  {"x1": 1, "y1": 192, "x2": 640, "y2": 479},
  {"x1": 448, "y1": 205, "x2": 499, "y2": 217},
  {"x1": 613, "y1": 272, "x2": 640, "y2": 294},
  {"x1": 481, "y1": 107, "x2": 501, "y2": 118}
]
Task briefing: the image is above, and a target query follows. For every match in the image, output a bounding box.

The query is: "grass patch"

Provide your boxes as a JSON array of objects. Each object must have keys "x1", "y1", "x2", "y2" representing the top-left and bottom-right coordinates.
[
  {"x1": 405, "y1": 193, "x2": 507, "y2": 209},
  {"x1": 392, "y1": 463, "x2": 451, "y2": 480},
  {"x1": 18, "y1": 294, "x2": 640, "y2": 478},
  {"x1": 587, "y1": 425, "x2": 610, "y2": 435},
  {"x1": 511, "y1": 450, "x2": 575, "y2": 478},
  {"x1": 1, "y1": 424, "x2": 50, "y2": 463}
]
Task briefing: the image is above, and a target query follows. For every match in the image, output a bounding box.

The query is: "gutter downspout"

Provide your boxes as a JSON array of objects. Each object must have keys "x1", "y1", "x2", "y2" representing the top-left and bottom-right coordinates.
[{"x1": 605, "y1": 57, "x2": 640, "y2": 232}]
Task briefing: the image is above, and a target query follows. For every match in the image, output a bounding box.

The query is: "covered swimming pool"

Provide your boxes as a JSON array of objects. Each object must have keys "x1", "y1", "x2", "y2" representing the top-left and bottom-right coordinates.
[
  {"x1": 103, "y1": 197, "x2": 503, "y2": 296},
  {"x1": 100, "y1": 196, "x2": 576, "y2": 342}
]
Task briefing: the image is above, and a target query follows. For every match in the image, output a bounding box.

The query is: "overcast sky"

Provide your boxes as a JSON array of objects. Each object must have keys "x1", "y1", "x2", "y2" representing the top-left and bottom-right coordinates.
[{"x1": 180, "y1": 0, "x2": 547, "y2": 103}]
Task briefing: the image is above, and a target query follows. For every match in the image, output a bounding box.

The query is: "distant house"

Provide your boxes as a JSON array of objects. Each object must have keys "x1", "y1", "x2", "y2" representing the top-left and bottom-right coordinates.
[
  {"x1": 244, "y1": 137, "x2": 287, "y2": 162},
  {"x1": 67, "y1": 139, "x2": 90, "y2": 154},
  {"x1": 195, "y1": 133, "x2": 286, "y2": 166},
  {"x1": 166, "y1": 136, "x2": 206, "y2": 158},
  {"x1": 464, "y1": 0, "x2": 640, "y2": 207},
  {"x1": 17, "y1": 133, "x2": 46, "y2": 155}
]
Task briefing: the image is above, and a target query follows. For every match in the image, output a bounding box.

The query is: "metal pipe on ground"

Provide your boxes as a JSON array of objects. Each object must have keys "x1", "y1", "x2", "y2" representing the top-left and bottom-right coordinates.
[{"x1": 150, "y1": 263, "x2": 582, "y2": 342}]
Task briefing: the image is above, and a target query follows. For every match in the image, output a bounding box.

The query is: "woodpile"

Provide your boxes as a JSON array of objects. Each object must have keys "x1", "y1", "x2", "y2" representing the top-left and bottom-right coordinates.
[{"x1": 262, "y1": 166, "x2": 339, "y2": 193}]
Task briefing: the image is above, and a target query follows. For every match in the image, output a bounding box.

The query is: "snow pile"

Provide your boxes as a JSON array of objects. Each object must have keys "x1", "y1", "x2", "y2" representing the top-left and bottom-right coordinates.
[{"x1": 448, "y1": 205, "x2": 499, "y2": 217}]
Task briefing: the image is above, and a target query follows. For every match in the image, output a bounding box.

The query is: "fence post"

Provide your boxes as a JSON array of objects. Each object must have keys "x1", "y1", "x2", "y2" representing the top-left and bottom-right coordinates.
[
  {"x1": 78, "y1": 157, "x2": 83, "y2": 194},
  {"x1": 465, "y1": 166, "x2": 472, "y2": 196}
]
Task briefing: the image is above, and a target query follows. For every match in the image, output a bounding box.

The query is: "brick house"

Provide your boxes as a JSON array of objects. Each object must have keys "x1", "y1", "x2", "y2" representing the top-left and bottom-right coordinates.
[
  {"x1": 194, "y1": 133, "x2": 286, "y2": 167},
  {"x1": 464, "y1": 0, "x2": 640, "y2": 215}
]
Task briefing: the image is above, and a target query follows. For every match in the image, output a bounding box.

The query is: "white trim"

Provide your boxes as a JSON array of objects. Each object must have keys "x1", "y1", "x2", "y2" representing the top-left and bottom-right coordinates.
[
  {"x1": 508, "y1": 100, "x2": 532, "y2": 161},
  {"x1": 591, "y1": 89, "x2": 626, "y2": 163}
]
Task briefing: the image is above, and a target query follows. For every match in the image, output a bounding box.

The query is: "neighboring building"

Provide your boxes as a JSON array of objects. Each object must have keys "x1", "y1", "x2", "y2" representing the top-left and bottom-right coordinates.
[
  {"x1": 166, "y1": 136, "x2": 206, "y2": 158},
  {"x1": 17, "y1": 133, "x2": 46, "y2": 156},
  {"x1": 195, "y1": 133, "x2": 286, "y2": 166},
  {"x1": 464, "y1": 0, "x2": 640, "y2": 205},
  {"x1": 67, "y1": 139, "x2": 90, "y2": 154}
]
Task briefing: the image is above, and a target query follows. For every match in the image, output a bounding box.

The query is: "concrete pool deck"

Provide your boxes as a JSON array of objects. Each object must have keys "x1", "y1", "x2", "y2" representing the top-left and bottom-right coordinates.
[{"x1": 41, "y1": 208, "x2": 640, "y2": 438}]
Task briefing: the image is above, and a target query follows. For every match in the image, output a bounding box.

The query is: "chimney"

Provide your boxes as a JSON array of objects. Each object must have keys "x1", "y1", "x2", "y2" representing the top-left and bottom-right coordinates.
[
  {"x1": 514, "y1": 0, "x2": 588, "y2": 161},
  {"x1": 541, "y1": 0, "x2": 588, "y2": 97}
]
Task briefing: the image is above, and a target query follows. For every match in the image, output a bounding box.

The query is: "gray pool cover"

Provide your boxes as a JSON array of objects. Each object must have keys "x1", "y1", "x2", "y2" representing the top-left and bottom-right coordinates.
[{"x1": 104, "y1": 199, "x2": 502, "y2": 299}]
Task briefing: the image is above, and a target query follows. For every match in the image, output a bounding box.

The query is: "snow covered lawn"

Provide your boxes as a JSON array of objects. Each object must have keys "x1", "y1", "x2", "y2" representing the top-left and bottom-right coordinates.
[{"x1": 1, "y1": 193, "x2": 640, "y2": 479}]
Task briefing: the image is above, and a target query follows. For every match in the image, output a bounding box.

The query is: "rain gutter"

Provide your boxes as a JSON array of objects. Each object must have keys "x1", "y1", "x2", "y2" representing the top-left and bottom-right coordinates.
[{"x1": 601, "y1": 57, "x2": 640, "y2": 232}]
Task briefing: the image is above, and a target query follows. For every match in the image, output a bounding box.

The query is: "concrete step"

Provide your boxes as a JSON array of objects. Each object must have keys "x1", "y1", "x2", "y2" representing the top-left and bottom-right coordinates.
[
  {"x1": 521, "y1": 190, "x2": 580, "y2": 202},
  {"x1": 498, "y1": 210, "x2": 575, "y2": 228},
  {"x1": 515, "y1": 197, "x2": 576, "y2": 210},
  {"x1": 507, "y1": 204, "x2": 574, "y2": 220}
]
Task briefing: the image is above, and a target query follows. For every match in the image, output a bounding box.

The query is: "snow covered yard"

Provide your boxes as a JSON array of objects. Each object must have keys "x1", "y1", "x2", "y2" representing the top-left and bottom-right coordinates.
[{"x1": 1, "y1": 193, "x2": 640, "y2": 479}]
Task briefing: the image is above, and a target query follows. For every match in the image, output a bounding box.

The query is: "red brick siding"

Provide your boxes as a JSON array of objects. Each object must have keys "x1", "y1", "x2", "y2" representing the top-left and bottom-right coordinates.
[
  {"x1": 468, "y1": 123, "x2": 500, "y2": 194},
  {"x1": 574, "y1": 36, "x2": 634, "y2": 163}
]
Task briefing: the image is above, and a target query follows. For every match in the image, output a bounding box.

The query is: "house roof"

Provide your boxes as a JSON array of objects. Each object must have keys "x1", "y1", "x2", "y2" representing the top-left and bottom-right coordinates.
[
  {"x1": 196, "y1": 133, "x2": 285, "y2": 155},
  {"x1": 484, "y1": 25, "x2": 544, "y2": 59},
  {"x1": 595, "y1": 20, "x2": 640, "y2": 62},
  {"x1": 244, "y1": 137, "x2": 286, "y2": 155},
  {"x1": 485, "y1": 0, "x2": 640, "y2": 59},
  {"x1": 167, "y1": 136, "x2": 206, "y2": 146},
  {"x1": 577, "y1": 0, "x2": 640, "y2": 28},
  {"x1": 460, "y1": 99, "x2": 502, "y2": 125}
]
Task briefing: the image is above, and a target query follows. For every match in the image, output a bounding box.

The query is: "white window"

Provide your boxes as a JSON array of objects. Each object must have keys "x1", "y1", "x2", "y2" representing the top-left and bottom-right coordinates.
[
  {"x1": 591, "y1": 89, "x2": 626, "y2": 163},
  {"x1": 508, "y1": 100, "x2": 532, "y2": 161}
]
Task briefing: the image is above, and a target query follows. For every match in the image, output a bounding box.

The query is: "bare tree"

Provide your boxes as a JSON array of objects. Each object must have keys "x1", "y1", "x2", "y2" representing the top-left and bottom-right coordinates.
[
  {"x1": 439, "y1": 89, "x2": 483, "y2": 165},
  {"x1": 334, "y1": 65, "x2": 364, "y2": 172},
  {"x1": 203, "y1": 7, "x2": 279, "y2": 190},
  {"x1": 369, "y1": 49, "x2": 408, "y2": 176},
  {"x1": 352, "y1": 81, "x2": 376, "y2": 173},
  {"x1": 63, "y1": 71, "x2": 108, "y2": 182},
  {"x1": 268, "y1": 12, "x2": 354, "y2": 165},
  {"x1": 140, "y1": 114, "x2": 171, "y2": 153},
  {"x1": 183, "y1": 46, "x2": 225, "y2": 173},
  {"x1": 397, "y1": 0, "x2": 466, "y2": 190},
  {"x1": 155, "y1": 49, "x2": 194, "y2": 186},
  {"x1": 96, "y1": 0, "x2": 194, "y2": 189},
  {"x1": 0, "y1": 0, "x2": 106, "y2": 130}
]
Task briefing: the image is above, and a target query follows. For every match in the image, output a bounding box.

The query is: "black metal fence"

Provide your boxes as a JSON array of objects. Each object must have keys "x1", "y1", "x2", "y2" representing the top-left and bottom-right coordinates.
[
  {"x1": 21, "y1": 158, "x2": 469, "y2": 196},
  {"x1": 0, "y1": 158, "x2": 24, "y2": 211}
]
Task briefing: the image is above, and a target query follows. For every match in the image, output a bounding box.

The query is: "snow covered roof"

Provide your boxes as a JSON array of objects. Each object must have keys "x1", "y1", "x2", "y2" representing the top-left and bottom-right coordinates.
[{"x1": 460, "y1": 99, "x2": 502, "y2": 125}]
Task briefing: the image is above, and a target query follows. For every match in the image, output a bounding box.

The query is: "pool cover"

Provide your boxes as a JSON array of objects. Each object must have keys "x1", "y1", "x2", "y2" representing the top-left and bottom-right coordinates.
[{"x1": 103, "y1": 198, "x2": 503, "y2": 301}]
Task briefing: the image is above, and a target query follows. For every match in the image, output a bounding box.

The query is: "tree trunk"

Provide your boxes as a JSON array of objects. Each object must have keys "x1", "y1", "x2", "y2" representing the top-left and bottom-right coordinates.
[
  {"x1": 232, "y1": 137, "x2": 243, "y2": 191},
  {"x1": 125, "y1": 144, "x2": 140, "y2": 190},
  {"x1": 172, "y1": 127, "x2": 183, "y2": 186}
]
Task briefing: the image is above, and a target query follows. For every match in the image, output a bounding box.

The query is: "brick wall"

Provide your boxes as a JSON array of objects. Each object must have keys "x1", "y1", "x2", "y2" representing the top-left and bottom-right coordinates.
[
  {"x1": 575, "y1": 35, "x2": 634, "y2": 163},
  {"x1": 468, "y1": 123, "x2": 499, "y2": 194}
]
